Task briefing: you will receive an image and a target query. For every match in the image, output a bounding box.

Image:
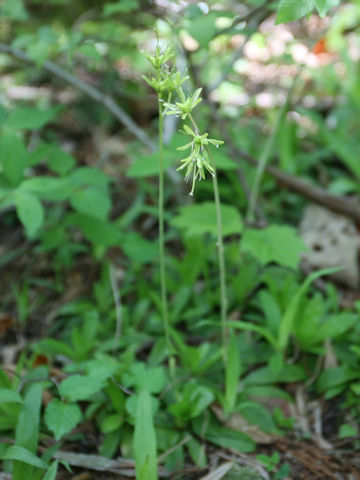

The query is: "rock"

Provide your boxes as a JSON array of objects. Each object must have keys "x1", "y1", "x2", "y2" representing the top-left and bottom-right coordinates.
[{"x1": 299, "y1": 205, "x2": 360, "y2": 289}]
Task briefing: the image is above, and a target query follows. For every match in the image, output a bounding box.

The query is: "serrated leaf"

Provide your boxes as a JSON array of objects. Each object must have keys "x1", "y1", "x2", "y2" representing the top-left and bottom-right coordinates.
[
  {"x1": 241, "y1": 225, "x2": 306, "y2": 269},
  {"x1": 59, "y1": 375, "x2": 105, "y2": 402},
  {"x1": 314, "y1": 0, "x2": 339, "y2": 16},
  {"x1": 45, "y1": 399, "x2": 82, "y2": 440},
  {"x1": 172, "y1": 202, "x2": 242, "y2": 237},
  {"x1": 123, "y1": 363, "x2": 166, "y2": 394},
  {"x1": 14, "y1": 191, "x2": 44, "y2": 238},
  {"x1": 276, "y1": 0, "x2": 315, "y2": 24}
]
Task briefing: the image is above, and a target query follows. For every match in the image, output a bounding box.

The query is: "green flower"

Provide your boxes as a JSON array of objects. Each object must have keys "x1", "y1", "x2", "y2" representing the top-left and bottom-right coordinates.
[
  {"x1": 163, "y1": 88, "x2": 202, "y2": 119},
  {"x1": 145, "y1": 45, "x2": 174, "y2": 71},
  {"x1": 177, "y1": 125, "x2": 224, "y2": 195}
]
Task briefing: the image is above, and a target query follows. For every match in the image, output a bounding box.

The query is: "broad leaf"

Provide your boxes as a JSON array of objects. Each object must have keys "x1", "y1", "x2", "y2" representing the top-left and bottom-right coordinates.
[
  {"x1": 276, "y1": 0, "x2": 315, "y2": 24},
  {"x1": 65, "y1": 213, "x2": 121, "y2": 246},
  {"x1": 172, "y1": 202, "x2": 242, "y2": 237},
  {"x1": 241, "y1": 225, "x2": 306, "y2": 269},
  {"x1": 70, "y1": 186, "x2": 111, "y2": 220},
  {"x1": 59, "y1": 374, "x2": 105, "y2": 402},
  {"x1": 0, "y1": 389, "x2": 23, "y2": 404},
  {"x1": 314, "y1": 0, "x2": 340, "y2": 16},
  {"x1": 19, "y1": 177, "x2": 72, "y2": 202},
  {"x1": 45, "y1": 399, "x2": 82, "y2": 440},
  {"x1": 0, "y1": 132, "x2": 27, "y2": 186},
  {"x1": 5, "y1": 106, "x2": 61, "y2": 130},
  {"x1": 14, "y1": 191, "x2": 44, "y2": 238}
]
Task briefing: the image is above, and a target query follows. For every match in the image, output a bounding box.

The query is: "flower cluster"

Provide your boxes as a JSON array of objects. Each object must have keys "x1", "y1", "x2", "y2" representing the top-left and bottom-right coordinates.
[
  {"x1": 143, "y1": 46, "x2": 187, "y2": 95},
  {"x1": 162, "y1": 88, "x2": 202, "y2": 120},
  {"x1": 143, "y1": 42, "x2": 225, "y2": 195},
  {"x1": 176, "y1": 125, "x2": 224, "y2": 195}
]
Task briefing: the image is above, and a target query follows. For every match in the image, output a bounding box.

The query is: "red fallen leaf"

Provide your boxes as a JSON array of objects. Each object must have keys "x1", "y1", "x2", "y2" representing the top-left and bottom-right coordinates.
[
  {"x1": 312, "y1": 38, "x2": 327, "y2": 55},
  {"x1": 0, "y1": 313, "x2": 14, "y2": 337},
  {"x1": 33, "y1": 354, "x2": 49, "y2": 367}
]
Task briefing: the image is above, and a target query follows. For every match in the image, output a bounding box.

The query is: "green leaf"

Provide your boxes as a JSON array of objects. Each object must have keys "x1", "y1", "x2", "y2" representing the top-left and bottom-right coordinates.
[
  {"x1": 339, "y1": 424, "x2": 357, "y2": 439},
  {"x1": 59, "y1": 375, "x2": 105, "y2": 402},
  {"x1": 5, "y1": 106, "x2": 61, "y2": 130},
  {"x1": 314, "y1": 0, "x2": 339, "y2": 16},
  {"x1": 65, "y1": 213, "x2": 121, "y2": 246},
  {"x1": 122, "y1": 232, "x2": 158, "y2": 264},
  {"x1": 19, "y1": 177, "x2": 72, "y2": 202},
  {"x1": 47, "y1": 149, "x2": 75, "y2": 176},
  {"x1": 70, "y1": 186, "x2": 111, "y2": 220},
  {"x1": 241, "y1": 225, "x2": 306, "y2": 269},
  {"x1": 278, "y1": 268, "x2": 340, "y2": 351},
  {"x1": 276, "y1": 0, "x2": 315, "y2": 24},
  {"x1": 34, "y1": 338, "x2": 75, "y2": 359},
  {"x1": 224, "y1": 333, "x2": 241, "y2": 414},
  {"x1": 0, "y1": 0, "x2": 28, "y2": 20},
  {"x1": 169, "y1": 381, "x2": 214, "y2": 422},
  {"x1": 45, "y1": 399, "x2": 82, "y2": 440},
  {"x1": 0, "y1": 445, "x2": 47, "y2": 469},
  {"x1": 100, "y1": 413, "x2": 124, "y2": 434},
  {"x1": 0, "y1": 389, "x2": 23, "y2": 404},
  {"x1": 244, "y1": 364, "x2": 306, "y2": 386},
  {"x1": 103, "y1": 0, "x2": 139, "y2": 16},
  {"x1": 133, "y1": 389, "x2": 158, "y2": 480},
  {"x1": 172, "y1": 202, "x2": 242, "y2": 237},
  {"x1": 14, "y1": 191, "x2": 44, "y2": 238},
  {"x1": 237, "y1": 401, "x2": 277, "y2": 433},
  {"x1": 69, "y1": 167, "x2": 111, "y2": 188},
  {"x1": 42, "y1": 461, "x2": 59, "y2": 480},
  {"x1": 15, "y1": 382, "x2": 43, "y2": 452},
  {"x1": 187, "y1": 12, "x2": 218, "y2": 48},
  {"x1": 123, "y1": 363, "x2": 166, "y2": 394},
  {"x1": 317, "y1": 366, "x2": 359, "y2": 394},
  {"x1": 192, "y1": 416, "x2": 255, "y2": 453},
  {"x1": 0, "y1": 132, "x2": 27, "y2": 186},
  {"x1": 126, "y1": 151, "x2": 173, "y2": 178}
]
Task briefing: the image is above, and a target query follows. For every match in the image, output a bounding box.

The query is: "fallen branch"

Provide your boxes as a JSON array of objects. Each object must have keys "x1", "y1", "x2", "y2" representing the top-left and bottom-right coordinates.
[
  {"x1": 51, "y1": 451, "x2": 167, "y2": 477},
  {"x1": 0, "y1": 43, "x2": 156, "y2": 152},
  {"x1": 237, "y1": 146, "x2": 360, "y2": 223}
]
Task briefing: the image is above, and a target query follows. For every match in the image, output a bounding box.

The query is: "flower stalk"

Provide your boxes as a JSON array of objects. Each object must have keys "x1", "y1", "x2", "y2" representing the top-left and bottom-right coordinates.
[{"x1": 144, "y1": 43, "x2": 228, "y2": 359}]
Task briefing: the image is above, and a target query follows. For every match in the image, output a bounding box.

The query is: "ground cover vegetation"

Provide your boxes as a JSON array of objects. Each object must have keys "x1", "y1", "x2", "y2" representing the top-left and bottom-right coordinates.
[{"x1": 0, "y1": 0, "x2": 360, "y2": 478}]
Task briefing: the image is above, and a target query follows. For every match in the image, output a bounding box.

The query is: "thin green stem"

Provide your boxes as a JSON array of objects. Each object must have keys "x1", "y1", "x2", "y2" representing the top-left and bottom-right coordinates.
[
  {"x1": 188, "y1": 114, "x2": 228, "y2": 358},
  {"x1": 211, "y1": 165, "x2": 228, "y2": 357},
  {"x1": 246, "y1": 74, "x2": 299, "y2": 224},
  {"x1": 158, "y1": 98, "x2": 171, "y2": 355}
]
